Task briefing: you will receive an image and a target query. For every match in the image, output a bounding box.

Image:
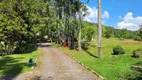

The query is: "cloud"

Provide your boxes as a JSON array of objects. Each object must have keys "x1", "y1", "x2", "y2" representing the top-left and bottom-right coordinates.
[
  {"x1": 117, "y1": 21, "x2": 139, "y2": 31},
  {"x1": 82, "y1": 6, "x2": 110, "y2": 24},
  {"x1": 102, "y1": 11, "x2": 109, "y2": 19},
  {"x1": 117, "y1": 12, "x2": 142, "y2": 31},
  {"x1": 123, "y1": 12, "x2": 133, "y2": 21}
]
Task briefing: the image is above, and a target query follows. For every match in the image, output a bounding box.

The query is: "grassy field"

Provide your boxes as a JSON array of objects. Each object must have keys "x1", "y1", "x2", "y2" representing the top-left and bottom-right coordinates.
[
  {"x1": 0, "y1": 48, "x2": 39, "y2": 76},
  {"x1": 59, "y1": 38, "x2": 142, "y2": 80}
]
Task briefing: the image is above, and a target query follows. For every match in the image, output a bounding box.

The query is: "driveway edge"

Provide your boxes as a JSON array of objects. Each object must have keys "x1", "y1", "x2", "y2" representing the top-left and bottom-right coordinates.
[
  {"x1": 32, "y1": 48, "x2": 41, "y2": 70},
  {"x1": 57, "y1": 47, "x2": 106, "y2": 80}
]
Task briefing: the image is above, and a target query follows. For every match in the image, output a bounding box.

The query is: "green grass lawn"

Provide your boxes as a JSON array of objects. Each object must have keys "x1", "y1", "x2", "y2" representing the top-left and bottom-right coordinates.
[
  {"x1": 0, "y1": 48, "x2": 40, "y2": 76},
  {"x1": 59, "y1": 38, "x2": 142, "y2": 80}
]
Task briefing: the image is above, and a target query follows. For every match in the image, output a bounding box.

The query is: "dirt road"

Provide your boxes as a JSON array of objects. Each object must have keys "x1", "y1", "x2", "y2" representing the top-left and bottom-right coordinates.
[{"x1": 15, "y1": 43, "x2": 102, "y2": 80}]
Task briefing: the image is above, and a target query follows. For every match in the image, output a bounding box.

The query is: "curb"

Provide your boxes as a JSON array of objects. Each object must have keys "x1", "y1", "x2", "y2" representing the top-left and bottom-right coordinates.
[{"x1": 57, "y1": 47, "x2": 105, "y2": 80}]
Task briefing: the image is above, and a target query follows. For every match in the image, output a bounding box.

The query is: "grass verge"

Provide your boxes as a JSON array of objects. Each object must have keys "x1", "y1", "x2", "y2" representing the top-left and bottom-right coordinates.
[
  {"x1": 0, "y1": 48, "x2": 40, "y2": 76},
  {"x1": 57, "y1": 38, "x2": 142, "y2": 80}
]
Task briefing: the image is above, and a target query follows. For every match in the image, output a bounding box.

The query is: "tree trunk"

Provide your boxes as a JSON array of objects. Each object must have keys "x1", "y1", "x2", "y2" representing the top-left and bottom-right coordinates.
[
  {"x1": 70, "y1": 12, "x2": 75, "y2": 49},
  {"x1": 62, "y1": 7, "x2": 65, "y2": 43},
  {"x1": 68, "y1": 16, "x2": 71, "y2": 47},
  {"x1": 57, "y1": 7, "x2": 60, "y2": 44}
]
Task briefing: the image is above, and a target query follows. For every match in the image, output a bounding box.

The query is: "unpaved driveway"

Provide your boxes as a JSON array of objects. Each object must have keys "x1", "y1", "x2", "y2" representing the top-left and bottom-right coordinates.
[{"x1": 15, "y1": 43, "x2": 102, "y2": 80}]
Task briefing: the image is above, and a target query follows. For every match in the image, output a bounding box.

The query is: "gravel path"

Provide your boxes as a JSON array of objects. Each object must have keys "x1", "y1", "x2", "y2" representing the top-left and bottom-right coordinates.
[{"x1": 14, "y1": 43, "x2": 102, "y2": 80}]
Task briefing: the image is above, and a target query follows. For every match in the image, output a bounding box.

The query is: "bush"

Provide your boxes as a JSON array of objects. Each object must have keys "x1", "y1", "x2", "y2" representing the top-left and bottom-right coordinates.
[
  {"x1": 132, "y1": 49, "x2": 142, "y2": 58},
  {"x1": 120, "y1": 38, "x2": 124, "y2": 40},
  {"x1": 113, "y1": 46, "x2": 125, "y2": 55},
  {"x1": 133, "y1": 36, "x2": 141, "y2": 41},
  {"x1": 81, "y1": 41, "x2": 90, "y2": 50},
  {"x1": 105, "y1": 32, "x2": 111, "y2": 38}
]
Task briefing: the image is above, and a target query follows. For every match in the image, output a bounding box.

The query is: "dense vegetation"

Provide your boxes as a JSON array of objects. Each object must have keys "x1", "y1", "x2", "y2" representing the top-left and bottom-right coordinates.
[
  {"x1": 0, "y1": 0, "x2": 54, "y2": 55},
  {"x1": 0, "y1": 0, "x2": 141, "y2": 55},
  {"x1": 102, "y1": 25, "x2": 142, "y2": 40}
]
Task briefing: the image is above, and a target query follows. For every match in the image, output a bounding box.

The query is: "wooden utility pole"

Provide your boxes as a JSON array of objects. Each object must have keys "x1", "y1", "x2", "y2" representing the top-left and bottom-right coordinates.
[
  {"x1": 98, "y1": 0, "x2": 102, "y2": 58},
  {"x1": 78, "y1": 0, "x2": 82, "y2": 51}
]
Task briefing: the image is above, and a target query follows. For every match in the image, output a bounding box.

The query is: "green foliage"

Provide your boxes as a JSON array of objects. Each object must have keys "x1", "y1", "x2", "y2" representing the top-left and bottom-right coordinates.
[
  {"x1": 81, "y1": 41, "x2": 90, "y2": 50},
  {"x1": 133, "y1": 36, "x2": 142, "y2": 41},
  {"x1": 105, "y1": 32, "x2": 111, "y2": 38},
  {"x1": 102, "y1": 26, "x2": 107, "y2": 37},
  {"x1": 104, "y1": 26, "x2": 114, "y2": 38},
  {"x1": 81, "y1": 22, "x2": 96, "y2": 41},
  {"x1": 0, "y1": 42, "x2": 5, "y2": 56},
  {"x1": 0, "y1": 0, "x2": 52, "y2": 54},
  {"x1": 132, "y1": 49, "x2": 142, "y2": 58},
  {"x1": 102, "y1": 26, "x2": 140, "y2": 39},
  {"x1": 0, "y1": 0, "x2": 141, "y2": 55},
  {"x1": 113, "y1": 45, "x2": 125, "y2": 55}
]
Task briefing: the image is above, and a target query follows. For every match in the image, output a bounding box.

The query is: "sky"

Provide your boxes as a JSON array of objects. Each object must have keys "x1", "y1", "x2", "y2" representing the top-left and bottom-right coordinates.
[{"x1": 81, "y1": 0, "x2": 142, "y2": 31}]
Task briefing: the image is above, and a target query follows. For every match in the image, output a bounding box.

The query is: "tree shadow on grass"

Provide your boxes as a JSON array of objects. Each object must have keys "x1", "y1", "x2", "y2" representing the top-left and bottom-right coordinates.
[
  {"x1": 82, "y1": 47, "x2": 98, "y2": 58},
  {"x1": 133, "y1": 61, "x2": 142, "y2": 66},
  {"x1": 0, "y1": 56, "x2": 31, "y2": 80},
  {"x1": 22, "y1": 45, "x2": 38, "y2": 53},
  {"x1": 128, "y1": 61, "x2": 142, "y2": 80},
  {"x1": 84, "y1": 50, "x2": 99, "y2": 58},
  {"x1": 14, "y1": 44, "x2": 38, "y2": 54},
  {"x1": 128, "y1": 72, "x2": 142, "y2": 80}
]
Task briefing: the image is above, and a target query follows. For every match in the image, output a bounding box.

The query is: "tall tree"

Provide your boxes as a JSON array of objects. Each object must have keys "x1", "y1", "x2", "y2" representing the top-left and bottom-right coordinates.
[
  {"x1": 77, "y1": 0, "x2": 82, "y2": 51},
  {"x1": 0, "y1": 0, "x2": 52, "y2": 54}
]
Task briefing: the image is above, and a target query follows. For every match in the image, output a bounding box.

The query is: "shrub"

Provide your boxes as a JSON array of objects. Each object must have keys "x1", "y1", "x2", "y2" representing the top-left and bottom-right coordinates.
[
  {"x1": 105, "y1": 32, "x2": 111, "y2": 38},
  {"x1": 133, "y1": 36, "x2": 141, "y2": 41},
  {"x1": 113, "y1": 46, "x2": 125, "y2": 55},
  {"x1": 132, "y1": 49, "x2": 142, "y2": 58},
  {"x1": 81, "y1": 41, "x2": 90, "y2": 50},
  {"x1": 120, "y1": 38, "x2": 124, "y2": 40}
]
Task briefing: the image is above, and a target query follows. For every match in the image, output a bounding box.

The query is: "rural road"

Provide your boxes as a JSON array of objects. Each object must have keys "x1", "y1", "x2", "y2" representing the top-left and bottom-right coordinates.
[{"x1": 15, "y1": 43, "x2": 102, "y2": 80}]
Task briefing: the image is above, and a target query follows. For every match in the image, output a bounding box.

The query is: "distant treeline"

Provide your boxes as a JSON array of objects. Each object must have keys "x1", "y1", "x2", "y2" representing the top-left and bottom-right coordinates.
[
  {"x1": 82, "y1": 21, "x2": 142, "y2": 41},
  {"x1": 103, "y1": 25, "x2": 142, "y2": 41}
]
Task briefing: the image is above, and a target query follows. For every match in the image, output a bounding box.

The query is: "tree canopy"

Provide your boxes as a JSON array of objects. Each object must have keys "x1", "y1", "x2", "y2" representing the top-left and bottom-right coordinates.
[{"x1": 0, "y1": 0, "x2": 141, "y2": 55}]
